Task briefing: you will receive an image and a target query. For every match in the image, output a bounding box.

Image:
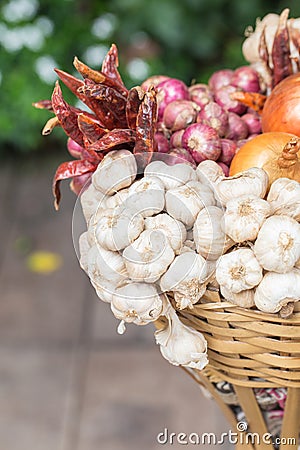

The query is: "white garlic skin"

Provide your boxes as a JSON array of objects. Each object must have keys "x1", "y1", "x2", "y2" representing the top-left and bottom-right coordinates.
[
  {"x1": 87, "y1": 244, "x2": 128, "y2": 287},
  {"x1": 104, "y1": 188, "x2": 129, "y2": 209},
  {"x1": 144, "y1": 213, "x2": 187, "y2": 253},
  {"x1": 125, "y1": 176, "x2": 165, "y2": 217},
  {"x1": 254, "y1": 269, "x2": 300, "y2": 313},
  {"x1": 144, "y1": 160, "x2": 197, "y2": 190},
  {"x1": 95, "y1": 207, "x2": 144, "y2": 251},
  {"x1": 216, "y1": 248, "x2": 263, "y2": 294},
  {"x1": 123, "y1": 229, "x2": 175, "y2": 283},
  {"x1": 196, "y1": 160, "x2": 224, "y2": 185},
  {"x1": 165, "y1": 181, "x2": 216, "y2": 228},
  {"x1": 78, "y1": 231, "x2": 91, "y2": 272},
  {"x1": 254, "y1": 215, "x2": 300, "y2": 273},
  {"x1": 155, "y1": 303, "x2": 208, "y2": 370},
  {"x1": 160, "y1": 251, "x2": 209, "y2": 309},
  {"x1": 222, "y1": 195, "x2": 271, "y2": 243},
  {"x1": 80, "y1": 183, "x2": 108, "y2": 223},
  {"x1": 220, "y1": 285, "x2": 255, "y2": 309},
  {"x1": 214, "y1": 167, "x2": 269, "y2": 206},
  {"x1": 92, "y1": 150, "x2": 137, "y2": 195},
  {"x1": 267, "y1": 178, "x2": 300, "y2": 221},
  {"x1": 111, "y1": 283, "x2": 163, "y2": 325},
  {"x1": 193, "y1": 206, "x2": 234, "y2": 260}
]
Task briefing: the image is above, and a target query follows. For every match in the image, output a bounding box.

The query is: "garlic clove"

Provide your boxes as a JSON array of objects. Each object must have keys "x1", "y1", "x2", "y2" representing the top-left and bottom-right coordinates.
[
  {"x1": 214, "y1": 167, "x2": 269, "y2": 206},
  {"x1": 92, "y1": 150, "x2": 137, "y2": 195},
  {"x1": 104, "y1": 188, "x2": 129, "y2": 209},
  {"x1": 254, "y1": 215, "x2": 300, "y2": 273},
  {"x1": 194, "y1": 206, "x2": 234, "y2": 260},
  {"x1": 160, "y1": 251, "x2": 209, "y2": 309},
  {"x1": 144, "y1": 213, "x2": 187, "y2": 252},
  {"x1": 222, "y1": 194, "x2": 271, "y2": 243},
  {"x1": 95, "y1": 207, "x2": 144, "y2": 251},
  {"x1": 196, "y1": 160, "x2": 224, "y2": 184},
  {"x1": 111, "y1": 282, "x2": 164, "y2": 326},
  {"x1": 254, "y1": 269, "x2": 300, "y2": 313},
  {"x1": 220, "y1": 285, "x2": 255, "y2": 308},
  {"x1": 92, "y1": 277, "x2": 117, "y2": 303},
  {"x1": 80, "y1": 183, "x2": 108, "y2": 223},
  {"x1": 87, "y1": 244, "x2": 128, "y2": 287},
  {"x1": 78, "y1": 231, "x2": 91, "y2": 272},
  {"x1": 123, "y1": 229, "x2": 175, "y2": 283},
  {"x1": 165, "y1": 181, "x2": 215, "y2": 228},
  {"x1": 144, "y1": 160, "x2": 197, "y2": 190},
  {"x1": 125, "y1": 176, "x2": 165, "y2": 217},
  {"x1": 216, "y1": 248, "x2": 263, "y2": 294},
  {"x1": 155, "y1": 299, "x2": 208, "y2": 369},
  {"x1": 267, "y1": 178, "x2": 300, "y2": 221}
]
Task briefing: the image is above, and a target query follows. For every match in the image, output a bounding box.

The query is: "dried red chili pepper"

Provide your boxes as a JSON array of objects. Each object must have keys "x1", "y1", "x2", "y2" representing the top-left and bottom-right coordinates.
[
  {"x1": 77, "y1": 113, "x2": 108, "y2": 144},
  {"x1": 51, "y1": 81, "x2": 84, "y2": 146},
  {"x1": 230, "y1": 91, "x2": 267, "y2": 114},
  {"x1": 32, "y1": 99, "x2": 54, "y2": 111},
  {"x1": 42, "y1": 116, "x2": 60, "y2": 135},
  {"x1": 133, "y1": 87, "x2": 157, "y2": 164},
  {"x1": 126, "y1": 87, "x2": 145, "y2": 130},
  {"x1": 101, "y1": 44, "x2": 128, "y2": 95},
  {"x1": 88, "y1": 128, "x2": 136, "y2": 152},
  {"x1": 272, "y1": 8, "x2": 292, "y2": 87}
]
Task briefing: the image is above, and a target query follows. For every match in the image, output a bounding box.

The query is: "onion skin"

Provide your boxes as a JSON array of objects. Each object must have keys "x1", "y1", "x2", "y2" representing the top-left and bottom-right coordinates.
[
  {"x1": 261, "y1": 73, "x2": 300, "y2": 136},
  {"x1": 229, "y1": 131, "x2": 300, "y2": 186}
]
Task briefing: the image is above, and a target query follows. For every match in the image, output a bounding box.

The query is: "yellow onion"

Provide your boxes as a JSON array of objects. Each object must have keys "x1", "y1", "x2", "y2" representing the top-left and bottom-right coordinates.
[{"x1": 229, "y1": 132, "x2": 300, "y2": 186}]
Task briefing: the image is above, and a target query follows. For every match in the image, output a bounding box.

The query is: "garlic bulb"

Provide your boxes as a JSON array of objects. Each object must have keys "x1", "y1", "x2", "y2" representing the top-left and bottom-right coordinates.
[
  {"x1": 220, "y1": 285, "x2": 255, "y2": 309},
  {"x1": 125, "y1": 176, "x2": 165, "y2": 217},
  {"x1": 254, "y1": 269, "x2": 300, "y2": 313},
  {"x1": 155, "y1": 299, "x2": 208, "y2": 370},
  {"x1": 165, "y1": 181, "x2": 216, "y2": 227},
  {"x1": 160, "y1": 252, "x2": 209, "y2": 309},
  {"x1": 194, "y1": 206, "x2": 234, "y2": 260},
  {"x1": 87, "y1": 244, "x2": 128, "y2": 286},
  {"x1": 196, "y1": 160, "x2": 224, "y2": 185},
  {"x1": 216, "y1": 248, "x2": 263, "y2": 294},
  {"x1": 254, "y1": 215, "x2": 300, "y2": 273},
  {"x1": 214, "y1": 167, "x2": 269, "y2": 206},
  {"x1": 267, "y1": 178, "x2": 300, "y2": 221},
  {"x1": 92, "y1": 150, "x2": 137, "y2": 195},
  {"x1": 144, "y1": 214, "x2": 186, "y2": 252},
  {"x1": 123, "y1": 230, "x2": 175, "y2": 283},
  {"x1": 111, "y1": 282, "x2": 164, "y2": 329},
  {"x1": 222, "y1": 195, "x2": 271, "y2": 243},
  {"x1": 144, "y1": 160, "x2": 197, "y2": 190},
  {"x1": 95, "y1": 207, "x2": 144, "y2": 251},
  {"x1": 80, "y1": 183, "x2": 107, "y2": 223}
]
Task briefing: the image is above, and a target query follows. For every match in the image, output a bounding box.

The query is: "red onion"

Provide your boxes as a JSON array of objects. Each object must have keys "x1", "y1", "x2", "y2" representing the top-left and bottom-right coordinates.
[
  {"x1": 217, "y1": 162, "x2": 229, "y2": 176},
  {"x1": 154, "y1": 131, "x2": 170, "y2": 153},
  {"x1": 214, "y1": 85, "x2": 247, "y2": 115},
  {"x1": 240, "y1": 113, "x2": 262, "y2": 134},
  {"x1": 218, "y1": 138, "x2": 237, "y2": 165},
  {"x1": 141, "y1": 75, "x2": 170, "y2": 91},
  {"x1": 197, "y1": 101, "x2": 228, "y2": 137},
  {"x1": 182, "y1": 123, "x2": 222, "y2": 163},
  {"x1": 208, "y1": 69, "x2": 233, "y2": 92},
  {"x1": 163, "y1": 100, "x2": 198, "y2": 131},
  {"x1": 225, "y1": 112, "x2": 249, "y2": 140},
  {"x1": 156, "y1": 78, "x2": 189, "y2": 120},
  {"x1": 170, "y1": 129, "x2": 184, "y2": 148},
  {"x1": 67, "y1": 138, "x2": 84, "y2": 159},
  {"x1": 231, "y1": 66, "x2": 261, "y2": 93},
  {"x1": 189, "y1": 83, "x2": 213, "y2": 108}
]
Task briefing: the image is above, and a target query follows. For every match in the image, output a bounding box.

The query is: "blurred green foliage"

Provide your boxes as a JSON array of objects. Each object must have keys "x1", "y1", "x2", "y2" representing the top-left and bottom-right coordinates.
[{"x1": 1, "y1": 0, "x2": 300, "y2": 155}]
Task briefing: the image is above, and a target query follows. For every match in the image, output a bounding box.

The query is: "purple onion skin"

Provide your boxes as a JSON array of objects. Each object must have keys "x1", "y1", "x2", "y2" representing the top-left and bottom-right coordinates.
[
  {"x1": 225, "y1": 112, "x2": 249, "y2": 140},
  {"x1": 218, "y1": 138, "x2": 237, "y2": 165},
  {"x1": 214, "y1": 85, "x2": 247, "y2": 115},
  {"x1": 197, "y1": 101, "x2": 228, "y2": 137},
  {"x1": 168, "y1": 148, "x2": 196, "y2": 167},
  {"x1": 208, "y1": 69, "x2": 234, "y2": 92},
  {"x1": 236, "y1": 134, "x2": 259, "y2": 151},
  {"x1": 170, "y1": 129, "x2": 184, "y2": 148},
  {"x1": 156, "y1": 78, "x2": 189, "y2": 120},
  {"x1": 189, "y1": 83, "x2": 213, "y2": 108},
  {"x1": 182, "y1": 123, "x2": 222, "y2": 163},
  {"x1": 163, "y1": 100, "x2": 198, "y2": 131},
  {"x1": 217, "y1": 162, "x2": 229, "y2": 176},
  {"x1": 231, "y1": 66, "x2": 261, "y2": 93},
  {"x1": 67, "y1": 138, "x2": 84, "y2": 159},
  {"x1": 141, "y1": 75, "x2": 170, "y2": 91},
  {"x1": 154, "y1": 131, "x2": 170, "y2": 153},
  {"x1": 240, "y1": 113, "x2": 262, "y2": 134}
]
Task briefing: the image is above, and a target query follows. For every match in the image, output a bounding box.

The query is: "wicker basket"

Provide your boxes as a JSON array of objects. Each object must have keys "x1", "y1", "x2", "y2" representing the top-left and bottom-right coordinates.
[{"x1": 157, "y1": 290, "x2": 300, "y2": 450}]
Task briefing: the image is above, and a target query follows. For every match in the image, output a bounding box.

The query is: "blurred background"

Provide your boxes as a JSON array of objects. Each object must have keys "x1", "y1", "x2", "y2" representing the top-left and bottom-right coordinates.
[{"x1": 1, "y1": 1, "x2": 300, "y2": 449}]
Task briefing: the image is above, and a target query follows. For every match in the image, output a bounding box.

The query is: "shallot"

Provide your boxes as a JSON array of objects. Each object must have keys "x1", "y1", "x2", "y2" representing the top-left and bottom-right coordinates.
[
  {"x1": 189, "y1": 83, "x2": 213, "y2": 108},
  {"x1": 208, "y1": 69, "x2": 234, "y2": 92},
  {"x1": 170, "y1": 129, "x2": 184, "y2": 148},
  {"x1": 163, "y1": 100, "x2": 198, "y2": 131},
  {"x1": 231, "y1": 66, "x2": 261, "y2": 93},
  {"x1": 241, "y1": 113, "x2": 262, "y2": 135},
  {"x1": 218, "y1": 138, "x2": 237, "y2": 165},
  {"x1": 226, "y1": 112, "x2": 248, "y2": 140},
  {"x1": 197, "y1": 101, "x2": 228, "y2": 137},
  {"x1": 214, "y1": 85, "x2": 247, "y2": 115},
  {"x1": 182, "y1": 123, "x2": 222, "y2": 163},
  {"x1": 154, "y1": 132, "x2": 170, "y2": 153},
  {"x1": 156, "y1": 78, "x2": 189, "y2": 119}
]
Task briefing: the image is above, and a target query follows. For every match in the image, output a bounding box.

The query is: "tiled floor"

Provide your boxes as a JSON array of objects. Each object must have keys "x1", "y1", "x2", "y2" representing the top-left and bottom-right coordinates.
[{"x1": 0, "y1": 158, "x2": 233, "y2": 449}]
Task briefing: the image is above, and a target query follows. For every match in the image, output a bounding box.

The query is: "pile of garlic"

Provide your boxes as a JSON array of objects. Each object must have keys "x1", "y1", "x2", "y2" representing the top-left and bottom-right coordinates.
[{"x1": 78, "y1": 149, "x2": 300, "y2": 370}]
